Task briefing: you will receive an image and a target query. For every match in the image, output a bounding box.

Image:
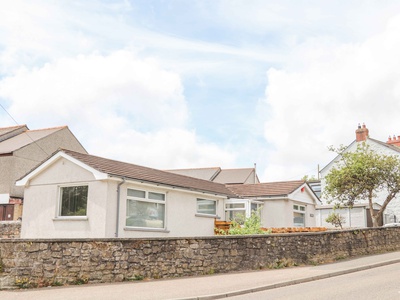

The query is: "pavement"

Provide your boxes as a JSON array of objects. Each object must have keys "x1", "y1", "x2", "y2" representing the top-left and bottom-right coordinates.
[{"x1": 2, "y1": 251, "x2": 400, "y2": 300}]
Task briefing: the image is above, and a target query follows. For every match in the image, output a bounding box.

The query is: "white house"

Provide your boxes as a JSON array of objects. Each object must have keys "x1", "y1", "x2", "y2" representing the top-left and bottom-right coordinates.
[
  {"x1": 16, "y1": 149, "x2": 320, "y2": 238},
  {"x1": 318, "y1": 124, "x2": 400, "y2": 228},
  {"x1": 16, "y1": 149, "x2": 235, "y2": 238}
]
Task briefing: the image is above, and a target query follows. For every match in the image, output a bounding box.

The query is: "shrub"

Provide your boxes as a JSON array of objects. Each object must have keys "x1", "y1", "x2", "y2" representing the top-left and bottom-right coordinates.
[{"x1": 226, "y1": 210, "x2": 270, "y2": 235}]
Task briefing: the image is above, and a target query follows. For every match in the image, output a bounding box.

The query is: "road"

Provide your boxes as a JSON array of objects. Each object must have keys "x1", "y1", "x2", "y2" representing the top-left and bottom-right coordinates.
[{"x1": 227, "y1": 262, "x2": 400, "y2": 300}]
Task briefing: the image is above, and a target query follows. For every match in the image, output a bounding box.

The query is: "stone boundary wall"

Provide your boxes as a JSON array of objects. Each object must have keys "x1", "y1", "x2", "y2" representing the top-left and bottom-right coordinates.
[
  {"x1": 0, "y1": 221, "x2": 21, "y2": 239},
  {"x1": 1, "y1": 227, "x2": 400, "y2": 289}
]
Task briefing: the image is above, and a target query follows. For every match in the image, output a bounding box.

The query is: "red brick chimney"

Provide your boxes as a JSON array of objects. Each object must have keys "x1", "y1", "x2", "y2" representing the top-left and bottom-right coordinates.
[
  {"x1": 387, "y1": 135, "x2": 400, "y2": 147},
  {"x1": 355, "y1": 123, "x2": 369, "y2": 142}
]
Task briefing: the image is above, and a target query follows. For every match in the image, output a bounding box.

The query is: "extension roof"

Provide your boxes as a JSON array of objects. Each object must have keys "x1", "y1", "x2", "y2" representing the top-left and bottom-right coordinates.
[{"x1": 226, "y1": 180, "x2": 306, "y2": 198}]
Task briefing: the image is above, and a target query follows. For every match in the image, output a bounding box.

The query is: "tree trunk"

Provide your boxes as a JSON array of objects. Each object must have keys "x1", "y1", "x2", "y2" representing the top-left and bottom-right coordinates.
[
  {"x1": 371, "y1": 212, "x2": 380, "y2": 227},
  {"x1": 368, "y1": 190, "x2": 380, "y2": 227}
]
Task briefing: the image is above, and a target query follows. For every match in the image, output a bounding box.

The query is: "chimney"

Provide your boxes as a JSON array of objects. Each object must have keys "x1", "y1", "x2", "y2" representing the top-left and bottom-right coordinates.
[
  {"x1": 355, "y1": 123, "x2": 369, "y2": 142},
  {"x1": 387, "y1": 134, "x2": 400, "y2": 147}
]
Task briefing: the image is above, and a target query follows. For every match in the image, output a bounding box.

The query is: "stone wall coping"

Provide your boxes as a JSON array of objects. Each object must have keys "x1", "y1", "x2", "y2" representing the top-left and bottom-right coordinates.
[
  {"x1": 0, "y1": 227, "x2": 393, "y2": 243},
  {"x1": 0, "y1": 221, "x2": 21, "y2": 224}
]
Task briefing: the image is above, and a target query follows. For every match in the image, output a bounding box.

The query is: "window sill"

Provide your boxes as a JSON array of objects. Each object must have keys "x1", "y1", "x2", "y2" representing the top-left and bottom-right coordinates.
[
  {"x1": 53, "y1": 217, "x2": 88, "y2": 221},
  {"x1": 195, "y1": 213, "x2": 220, "y2": 219},
  {"x1": 124, "y1": 227, "x2": 170, "y2": 233}
]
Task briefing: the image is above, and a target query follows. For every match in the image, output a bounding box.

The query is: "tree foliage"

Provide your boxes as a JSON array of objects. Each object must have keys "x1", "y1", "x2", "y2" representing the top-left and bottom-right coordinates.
[
  {"x1": 302, "y1": 175, "x2": 317, "y2": 181},
  {"x1": 323, "y1": 143, "x2": 400, "y2": 227},
  {"x1": 325, "y1": 212, "x2": 345, "y2": 229}
]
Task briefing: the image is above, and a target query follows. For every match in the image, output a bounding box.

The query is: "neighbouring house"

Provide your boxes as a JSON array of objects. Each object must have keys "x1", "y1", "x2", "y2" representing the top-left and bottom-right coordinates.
[
  {"x1": 227, "y1": 181, "x2": 320, "y2": 228},
  {"x1": 0, "y1": 125, "x2": 87, "y2": 221},
  {"x1": 167, "y1": 166, "x2": 260, "y2": 184},
  {"x1": 318, "y1": 123, "x2": 400, "y2": 228},
  {"x1": 16, "y1": 149, "x2": 321, "y2": 238}
]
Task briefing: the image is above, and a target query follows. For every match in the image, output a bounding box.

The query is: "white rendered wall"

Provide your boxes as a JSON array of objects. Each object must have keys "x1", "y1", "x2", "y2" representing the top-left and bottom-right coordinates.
[
  {"x1": 118, "y1": 182, "x2": 226, "y2": 238},
  {"x1": 316, "y1": 206, "x2": 366, "y2": 228},
  {"x1": 21, "y1": 157, "x2": 109, "y2": 238}
]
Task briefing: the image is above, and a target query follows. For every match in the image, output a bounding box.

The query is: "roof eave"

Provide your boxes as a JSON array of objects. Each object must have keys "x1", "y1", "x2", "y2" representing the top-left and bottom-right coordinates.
[{"x1": 16, "y1": 151, "x2": 108, "y2": 187}]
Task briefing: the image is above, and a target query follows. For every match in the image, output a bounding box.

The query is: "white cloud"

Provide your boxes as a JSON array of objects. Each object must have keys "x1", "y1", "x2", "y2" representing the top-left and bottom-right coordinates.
[
  {"x1": 93, "y1": 127, "x2": 237, "y2": 169},
  {"x1": 0, "y1": 50, "x2": 236, "y2": 169},
  {"x1": 3, "y1": 1, "x2": 400, "y2": 183},
  {"x1": 262, "y1": 14, "x2": 400, "y2": 181},
  {"x1": 1, "y1": 51, "x2": 187, "y2": 129}
]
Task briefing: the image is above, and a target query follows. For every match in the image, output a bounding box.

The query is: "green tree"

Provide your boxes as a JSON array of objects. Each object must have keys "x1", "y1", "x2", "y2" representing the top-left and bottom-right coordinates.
[
  {"x1": 324, "y1": 143, "x2": 400, "y2": 227},
  {"x1": 325, "y1": 211, "x2": 345, "y2": 229},
  {"x1": 302, "y1": 175, "x2": 317, "y2": 181}
]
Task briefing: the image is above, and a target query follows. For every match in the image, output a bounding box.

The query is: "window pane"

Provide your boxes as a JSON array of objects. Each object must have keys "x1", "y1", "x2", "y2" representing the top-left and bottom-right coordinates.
[
  {"x1": 126, "y1": 200, "x2": 165, "y2": 228},
  {"x1": 293, "y1": 212, "x2": 305, "y2": 227},
  {"x1": 225, "y1": 210, "x2": 246, "y2": 223},
  {"x1": 148, "y1": 192, "x2": 165, "y2": 201},
  {"x1": 251, "y1": 203, "x2": 258, "y2": 212},
  {"x1": 197, "y1": 199, "x2": 216, "y2": 215},
  {"x1": 226, "y1": 203, "x2": 245, "y2": 209},
  {"x1": 61, "y1": 186, "x2": 88, "y2": 216},
  {"x1": 300, "y1": 206, "x2": 306, "y2": 211},
  {"x1": 127, "y1": 189, "x2": 145, "y2": 198},
  {"x1": 293, "y1": 205, "x2": 299, "y2": 210}
]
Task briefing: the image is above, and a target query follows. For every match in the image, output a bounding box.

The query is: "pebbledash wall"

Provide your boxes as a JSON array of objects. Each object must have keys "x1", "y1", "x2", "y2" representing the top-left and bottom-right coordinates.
[{"x1": 1, "y1": 227, "x2": 400, "y2": 289}]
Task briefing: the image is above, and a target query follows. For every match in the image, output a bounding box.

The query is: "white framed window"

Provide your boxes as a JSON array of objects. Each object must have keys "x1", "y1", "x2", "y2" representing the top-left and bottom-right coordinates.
[
  {"x1": 59, "y1": 185, "x2": 88, "y2": 217},
  {"x1": 126, "y1": 188, "x2": 165, "y2": 229},
  {"x1": 293, "y1": 204, "x2": 306, "y2": 227},
  {"x1": 196, "y1": 198, "x2": 217, "y2": 216},
  {"x1": 225, "y1": 202, "x2": 246, "y2": 222},
  {"x1": 224, "y1": 200, "x2": 263, "y2": 223}
]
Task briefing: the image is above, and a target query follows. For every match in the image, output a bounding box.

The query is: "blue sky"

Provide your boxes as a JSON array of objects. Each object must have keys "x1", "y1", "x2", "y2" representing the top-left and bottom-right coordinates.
[{"x1": 1, "y1": 1, "x2": 400, "y2": 181}]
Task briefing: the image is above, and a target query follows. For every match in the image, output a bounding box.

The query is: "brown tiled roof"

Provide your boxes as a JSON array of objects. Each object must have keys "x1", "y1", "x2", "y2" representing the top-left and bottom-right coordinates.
[
  {"x1": 226, "y1": 180, "x2": 305, "y2": 197},
  {"x1": 62, "y1": 149, "x2": 236, "y2": 197}
]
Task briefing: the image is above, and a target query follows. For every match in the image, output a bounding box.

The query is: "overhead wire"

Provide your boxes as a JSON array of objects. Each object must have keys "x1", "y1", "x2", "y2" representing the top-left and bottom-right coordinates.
[{"x1": 0, "y1": 102, "x2": 51, "y2": 157}]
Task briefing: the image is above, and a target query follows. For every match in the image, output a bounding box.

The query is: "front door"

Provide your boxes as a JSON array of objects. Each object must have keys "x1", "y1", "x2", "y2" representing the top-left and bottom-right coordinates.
[{"x1": 0, "y1": 204, "x2": 14, "y2": 221}]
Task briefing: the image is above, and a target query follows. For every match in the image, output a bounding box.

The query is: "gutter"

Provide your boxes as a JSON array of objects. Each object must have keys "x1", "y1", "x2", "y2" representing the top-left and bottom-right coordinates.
[{"x1": 115, "y1": 177, "x2": 126, "y2": 237}]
